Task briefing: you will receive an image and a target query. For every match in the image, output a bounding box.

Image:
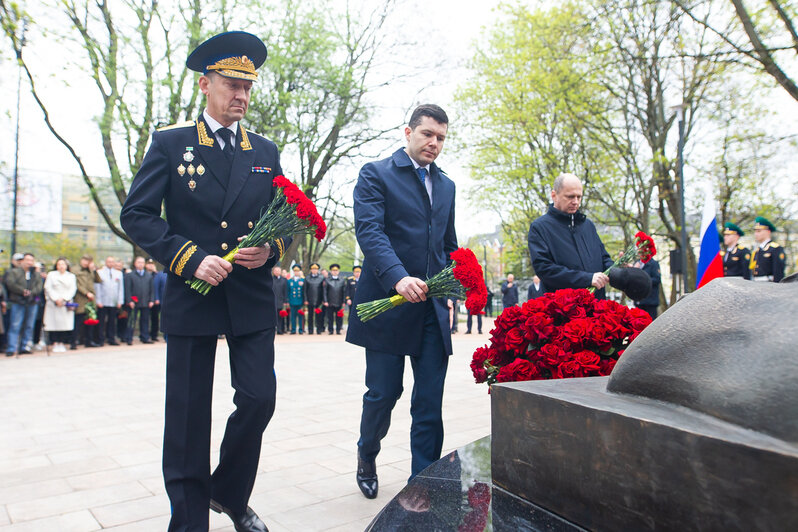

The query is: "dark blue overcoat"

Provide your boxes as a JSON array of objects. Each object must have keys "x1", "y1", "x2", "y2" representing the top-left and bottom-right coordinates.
[
  {"x1": 346, "y1": 149, "x2": 458, "y2": 356},
  {"x1": 120, "y1": 115, "x2": 290, "y2": 336}
]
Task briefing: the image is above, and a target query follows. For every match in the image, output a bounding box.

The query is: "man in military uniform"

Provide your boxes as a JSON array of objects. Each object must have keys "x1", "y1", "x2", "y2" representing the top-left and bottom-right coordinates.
[
  {"x1": 304, "y1": 262, "x2": 325, "y2": 334},
  {"x1": 751, "y1": 216, "x2": 787, "y2": 283},
  {"x1": 287, "y1": 264, "x2": 305, "y2": 334},
  {"x1": 345, "y1": 265, "x2": 361, "y2": 311},
  {"x1": 272, "y1": 266, "x2": 288, "y2": 334},
  {"x1": 324, "y1": 263, "x2": 347, "y2": 334},
  {"x1": 721, "y1": 222, "x2": 751, "y2": 279},
  {"x1": 72, "y1": 255, "x2": 101, "y2": 349},
  {"x1": 120, "y1": 31, "x2": 290, "y2": 532}
]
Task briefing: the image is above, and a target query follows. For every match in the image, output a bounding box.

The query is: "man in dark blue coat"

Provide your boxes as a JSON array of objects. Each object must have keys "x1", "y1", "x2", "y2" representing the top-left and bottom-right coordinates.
[
  {"x1": 633, "y1": 259, "x2": 661, "y2": 319},
  {"x1": 120, "y1": 32, "x2": 289, "y2": 532},
  {"x1": 528, "y1": 173, "x2": 614, "y2": 299},
  {"x1": 347, "y1": 104, "x2": 457, "y2": 499}
]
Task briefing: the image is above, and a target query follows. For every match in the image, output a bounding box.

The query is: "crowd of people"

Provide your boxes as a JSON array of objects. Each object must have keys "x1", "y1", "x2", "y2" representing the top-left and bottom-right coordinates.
[{"x1": 1, "y1": 252, "x2": 169, "y2": 356}]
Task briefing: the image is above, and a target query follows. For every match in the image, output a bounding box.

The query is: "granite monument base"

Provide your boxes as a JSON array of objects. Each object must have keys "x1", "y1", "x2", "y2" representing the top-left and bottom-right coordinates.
[{"x1": 491, "y1": 377, "x2": 798, "y2": 531}]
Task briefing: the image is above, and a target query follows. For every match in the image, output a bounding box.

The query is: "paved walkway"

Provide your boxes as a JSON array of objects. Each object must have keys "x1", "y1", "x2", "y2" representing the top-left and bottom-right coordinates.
[{"x1": 0, "y1": 325, "x2": 494, "y2": 531}]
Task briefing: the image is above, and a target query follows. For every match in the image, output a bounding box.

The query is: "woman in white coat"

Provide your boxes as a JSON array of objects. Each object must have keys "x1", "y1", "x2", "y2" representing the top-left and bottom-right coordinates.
[{"x1": 44, "y1": 257, "x2": 77, "y2": 353}]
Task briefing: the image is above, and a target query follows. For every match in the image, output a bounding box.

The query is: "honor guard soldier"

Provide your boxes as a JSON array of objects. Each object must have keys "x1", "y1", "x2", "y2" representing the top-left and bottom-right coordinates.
[
  {"x1": 120, "y1": 31, "x2": 291, "y2": 532},
  {"x1": 721, "y1": 222, "x2": 751, "y2": 279},
  {"x1": 287, "y1": 264, "x2": 305, "y2": 334},
  {"x1": 751, "y1": 216, "x2": 787, "y2": 283},
  {"x1": 304, "y1": 262, "x2": 325, "y2": 334}
]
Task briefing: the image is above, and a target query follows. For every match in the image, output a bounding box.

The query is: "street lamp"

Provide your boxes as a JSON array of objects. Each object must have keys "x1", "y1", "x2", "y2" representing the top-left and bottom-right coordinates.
[
  {"x1": 11, "y1": 19, "x2": 28, "y2": 259},
  {"x1": 671, "y1": 103, "x2": 689, "y2": 294}
]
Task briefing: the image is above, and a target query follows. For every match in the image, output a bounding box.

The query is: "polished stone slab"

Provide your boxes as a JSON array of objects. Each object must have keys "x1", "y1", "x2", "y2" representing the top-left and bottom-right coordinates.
[{"x1": 367, "y1": 437, "x2": 583, "y2": 531}]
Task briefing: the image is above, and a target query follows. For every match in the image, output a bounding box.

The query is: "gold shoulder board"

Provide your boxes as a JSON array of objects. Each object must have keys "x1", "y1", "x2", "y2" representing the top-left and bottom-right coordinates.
[{"x1": 157, "y1": 120, "x2": 196, "y2": 132}]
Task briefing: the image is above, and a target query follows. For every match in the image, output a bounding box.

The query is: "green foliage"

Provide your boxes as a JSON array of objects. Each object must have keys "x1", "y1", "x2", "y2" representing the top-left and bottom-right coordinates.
[
  {"x1": 0, "y1": 230, "x2": 89, "y2": 268},
  {"x1": 453, "y1": 1, "x2": 615, "y2": 263}
]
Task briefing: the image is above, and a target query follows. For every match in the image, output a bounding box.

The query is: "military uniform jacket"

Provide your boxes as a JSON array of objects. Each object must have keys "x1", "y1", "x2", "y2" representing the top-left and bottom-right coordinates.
[
  {"x1": 346, "y1": 276, "x2": 358, "y2": 302},
  {"x1": 287, "y1": 277, "x2": 305, "y2": 306},
  {"x1": 751, "y1": 241, "x2": 786, "y2": 282},
  {"x1": 722, "y1": 245, "x2": 751, "y2": 279},
  {"x1": 120, "y1": 115, "x2": 290, "y2": 336},
  {"x1": 74, "y1": 267, "x2": 101, "y2": 313},
  {"x1": 346, "y1": 148, "x2": 458, "y2": 357},
  {"x1": 305, "y1": 274, "x2": 324, "y2": 306}
]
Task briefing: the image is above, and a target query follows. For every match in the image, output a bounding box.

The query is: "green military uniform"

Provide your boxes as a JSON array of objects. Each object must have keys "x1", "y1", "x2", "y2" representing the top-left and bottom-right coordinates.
[
  {"x1": 721, "y1": 223, "x2": 751, "y2": 279},
  {"x1": 751, "y1": 217, "x2": 787, "y2": 283}
]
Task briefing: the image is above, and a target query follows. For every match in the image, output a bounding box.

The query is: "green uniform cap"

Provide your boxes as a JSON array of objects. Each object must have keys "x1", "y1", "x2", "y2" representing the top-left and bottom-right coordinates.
[
  {"x1": 723, "y1": 222, "x2": 744, "y2": 236},
  {"x1": 754, "y1": 216, "x2": 776, "y2": 232}
]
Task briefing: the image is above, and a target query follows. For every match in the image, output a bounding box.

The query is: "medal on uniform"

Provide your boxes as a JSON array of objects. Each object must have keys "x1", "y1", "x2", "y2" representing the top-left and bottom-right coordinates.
[
  {"x1": 197, "y1": 164, "x2": 205, "y2": 176},
  {"x1": 183, "y1": 147, "x2": 195, "y2": 162},
  {"x1": 177, "y1": 164, "x2": 186, "y2": 176},
  {"x1": 187, "y1": 164, "x2": 196, "y2": 176},
  {"x1": 188, "y1": 179, "x2": 197, "y2": 191}
]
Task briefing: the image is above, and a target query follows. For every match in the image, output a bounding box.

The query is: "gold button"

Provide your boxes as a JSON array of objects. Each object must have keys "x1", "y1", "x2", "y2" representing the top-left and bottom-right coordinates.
[
  {"x1": 221, "y1": 221, "x2": 228, "y2": 229},
  {"x1": 221, "y1": 243, "x2": 228, "y2": 251},
  {"x1": 248, "y1": 221, "x2": 254, "y2": 229}
]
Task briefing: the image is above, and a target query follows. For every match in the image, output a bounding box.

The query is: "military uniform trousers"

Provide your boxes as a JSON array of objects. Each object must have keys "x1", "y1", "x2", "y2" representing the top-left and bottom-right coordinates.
[
  {"x1": 358, "y1": 301, "x2": 448, "y2": 480},
  {"x1": 163, "y1": 329, "x2": 276, "y2": 532},
  {"x1": 289, "y1": 305, "x2": 304, "y2": 333}
]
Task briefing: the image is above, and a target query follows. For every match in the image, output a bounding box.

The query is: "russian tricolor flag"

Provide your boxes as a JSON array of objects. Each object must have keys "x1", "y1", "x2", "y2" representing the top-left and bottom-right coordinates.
[{"x1": 695, "y1": 186, "x2": 723, "y2": 289}]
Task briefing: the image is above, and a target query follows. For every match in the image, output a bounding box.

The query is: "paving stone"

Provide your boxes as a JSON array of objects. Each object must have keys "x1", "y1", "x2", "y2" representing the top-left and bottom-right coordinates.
[{"x1": 0, "y1": 330, "x2": 492, "y2": 530}]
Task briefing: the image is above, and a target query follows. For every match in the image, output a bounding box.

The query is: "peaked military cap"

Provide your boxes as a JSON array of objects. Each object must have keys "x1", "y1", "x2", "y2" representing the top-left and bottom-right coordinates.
[
  {"x1": 329, "y1": 263, "x2": 341, "y2": 270},
  {"x1": 186, "y1": 31, "x2": 267, "y2": 82},
  {"x1": 754, "y1": 216, "x2": 776, "y2": 232},
  {"x1": 292, "y1": 264, "x2": 301, "y2": 271},
  {"x1": 352, "y1": 265, "x2": 362, "y2": 271},
  {"x1": 723, "y1": 222, "x2": 744, "y2": 236},
  {"x1": 310, "y1": 262, "x2": 320, "y2": 269}
]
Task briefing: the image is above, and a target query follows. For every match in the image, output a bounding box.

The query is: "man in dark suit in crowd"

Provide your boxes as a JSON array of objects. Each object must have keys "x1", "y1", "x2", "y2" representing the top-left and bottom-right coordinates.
[
  {"x1": 346, "y1": 265, "x2": 361, "y2": 311},
  {"x1": 500, "y1": 273, "x2": 519, "y2": 309},
  {"x1": 347, "y1": 104, "x2": 457, "y2": 499},
  {"x1": 120, "y1": 31, "x2": 290, "y2": 532},
  {"x1": 148, "y1": 259, "x2": 167, "y2": 341},
  {"x1": 527, "y1": 275, "x2": 545, "y2": 300},
  {"x1": 272, "y1": 266, "x2": 288, "y2": 334},
  {"x1": 304, "y1": 262, "x2": 325, "y2": 334},
  {"x1": 324, "y1": 263, "x2": 347, "y2": 334},
  {"x1": 528, "y1": 173, "x2": 614, "y2": 299},
  {"x1": 124, "y1": 256, "x2": 154, "y2": 345}
]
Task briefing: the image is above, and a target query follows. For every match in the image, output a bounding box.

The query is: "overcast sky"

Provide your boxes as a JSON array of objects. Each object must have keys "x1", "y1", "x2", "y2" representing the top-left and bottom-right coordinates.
[{"x1": 0, "y1": 0, "x2": 506, "y2": 239}]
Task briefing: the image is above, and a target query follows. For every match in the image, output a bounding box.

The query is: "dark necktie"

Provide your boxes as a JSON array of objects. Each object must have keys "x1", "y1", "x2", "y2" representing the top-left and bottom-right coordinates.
[{"x1": 217, "y1": 128, "x2": 235, "y2": 160}]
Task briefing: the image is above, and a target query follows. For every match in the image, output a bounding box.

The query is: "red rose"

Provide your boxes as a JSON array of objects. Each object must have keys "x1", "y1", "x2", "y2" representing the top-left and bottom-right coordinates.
[
  {"x1": 131, "y1": 296, "x2": 139, "y2": 303},
  {"x1": 298, "y1": 309, "x2": 305, "y2": 315},
  {"x1": 504, "y1": 327, "x2": 527, "y2": 354},
  {"x1": 536, "y1": 343, "x2": 566, "y2": 367},
  {"x1": 561, "y1": 318, "x2": 593, "y2": 345},
  {"x1": 336, "y1": 309, "x2": 344, "y2": 318},
  {"x1": 470, "y1": 354, "x2": 489, "y2": 383},
  {"x1": 314, "y1": 308, "x2": 322, "y2": 314},
  {"x1": 626, "y1": 307, "x2": 653, "y2": 333},
  {"x1": 523, "y1": 312, "x2": 554, "y2": 343},
  {"x1": 279, "y1": 309, "x2": 289, "y2": 317},
  {"x1": 598, "y1": 358, "x2": 617, "y2": 376},
  {"x1": 495, "y1": 358, "x2": 539, "y2": 383},
  {"x1": 556, "y1": 359, "x2": 582, "y2": 378},
  {"x1": 494, "y1": 305, "x2": 525, "y2": 330},
  {"x1": 574, "y1": 350, "x2": 601, "y2": 373}
]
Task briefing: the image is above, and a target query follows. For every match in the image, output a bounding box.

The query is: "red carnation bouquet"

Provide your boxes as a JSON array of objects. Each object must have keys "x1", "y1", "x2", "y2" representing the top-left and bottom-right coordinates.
[
  {"x1": 83, "y1": 301, "x2": 99, "y2": 326},
  {"x1": 298, "y1": 308, "x2": 306, "y2": 316},
  {"x1": 278, "y1": 309, "x2": 289, "y2": 318},
  {"x1": 314, "y1": 307, "x2": 322, "y2": 314},
  {"x1": 591, "y1": 231, "x2": 657, "y2": 292},
  {"x1": 471, "y1": 288, "x2": 651, "y2": 389},
  {"x1": 336, "y1": 309, "x2": 344, "y2": 318},
  {"x1": 357, "y1": 247, "x2": 487, "y2": 322},
  {"x1": 188, "y1": 175, "x2": 327, "y2": 295}
]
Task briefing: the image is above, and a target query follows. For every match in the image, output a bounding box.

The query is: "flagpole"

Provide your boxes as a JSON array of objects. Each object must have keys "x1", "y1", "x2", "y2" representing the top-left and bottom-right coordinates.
[{"x1": 674, "y1": 104, "x2": 689, "y2": 294}]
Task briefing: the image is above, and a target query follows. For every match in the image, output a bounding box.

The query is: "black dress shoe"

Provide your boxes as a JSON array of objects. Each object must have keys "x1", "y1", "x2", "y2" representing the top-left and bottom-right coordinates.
[
  {"x1": 86, "y1": 342, "x2": 101, "y2": 348},
  {"x1": 357, "y1": 454, "x2": 378, "y2": 499},
  {"x1": 126, "y1": 340, "x2": 133, "y2": 345},
  {"x1": 142, "y1": 339, "x2": 154, "y2": 344},
  {"x1": 210, "y1": 500, "x2": 268, "y2": 532}
]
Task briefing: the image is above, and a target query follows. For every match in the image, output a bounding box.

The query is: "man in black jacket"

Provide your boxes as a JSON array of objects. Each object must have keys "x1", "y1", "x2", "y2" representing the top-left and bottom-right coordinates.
[
  {"x1": 304, "y1": 262, "x2": 325, "y2": 334},
  {"x1": 500, "y1": 274, "x2": 519, "y2": 309},
  {"x1": 324, "y1": 264, "x2": 347, "y2": 334},
  {"x1": 528, "y1": 173, "x2": 614, "y2": 299}
]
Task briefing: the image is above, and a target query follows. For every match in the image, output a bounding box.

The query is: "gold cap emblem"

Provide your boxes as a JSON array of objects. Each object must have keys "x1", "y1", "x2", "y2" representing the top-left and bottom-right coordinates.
[{"x1": 206, "y1": 55, "x2": 258, "y2": 81}]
